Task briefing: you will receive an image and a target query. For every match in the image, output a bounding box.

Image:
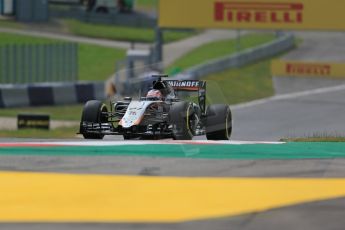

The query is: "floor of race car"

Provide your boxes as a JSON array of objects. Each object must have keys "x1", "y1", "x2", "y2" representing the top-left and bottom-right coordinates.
[{"x1": 0, "y1": 140, "x2": 345, "y2": 230}]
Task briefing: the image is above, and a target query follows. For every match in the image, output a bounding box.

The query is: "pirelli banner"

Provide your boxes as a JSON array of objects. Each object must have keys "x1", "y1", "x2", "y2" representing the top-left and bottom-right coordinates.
[
  {"x1": 159, "y1": 0, "x2": 345, "y2": 30},
  {"x1": 271, "y1": 60, "x2": 345, "y2": 78}
]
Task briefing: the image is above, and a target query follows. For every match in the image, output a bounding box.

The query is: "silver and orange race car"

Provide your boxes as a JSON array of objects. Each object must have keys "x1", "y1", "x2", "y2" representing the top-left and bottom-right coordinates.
[{"x1": 79, "y1": 75, "x2": 232, "y2": 140}]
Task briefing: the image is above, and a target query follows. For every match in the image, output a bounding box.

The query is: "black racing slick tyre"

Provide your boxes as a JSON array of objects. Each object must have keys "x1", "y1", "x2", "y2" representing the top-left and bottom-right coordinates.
[
  {"x1": 169, "y1": 102, "x2": 196, "y2": 140},
  {"x1": 80, "y1": 100, "x2": 108, "y2": 139},
  {"x1": 206, "y1": 104, "x2": 232, "y2": 140}
]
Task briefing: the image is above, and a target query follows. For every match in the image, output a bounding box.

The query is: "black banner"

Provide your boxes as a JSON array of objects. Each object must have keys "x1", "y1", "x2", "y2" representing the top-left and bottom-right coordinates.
[{"x1": 17, "y1": 114, "x2": 50, "y2": 130}]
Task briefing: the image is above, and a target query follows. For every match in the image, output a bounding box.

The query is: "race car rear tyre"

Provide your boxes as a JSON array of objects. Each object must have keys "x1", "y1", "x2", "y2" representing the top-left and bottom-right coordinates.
[
  {"x1": 169, "y1": 102, "x2": 196, "y2": 140},
  {"x1": 80, "y1": 100, "x2": 108, "y2": 139},
  {"x1": 206, "y1": 104, "x2": 232, "y2": 140}
]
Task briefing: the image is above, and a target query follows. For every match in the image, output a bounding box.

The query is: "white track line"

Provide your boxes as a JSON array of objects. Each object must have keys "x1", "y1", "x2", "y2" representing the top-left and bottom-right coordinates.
[
  {"x1": 232, "y1": 83, "x2": 345, "y2": 110},
  {"x1": 0, "y1": 140, "x2": 284, "y2": 147}
]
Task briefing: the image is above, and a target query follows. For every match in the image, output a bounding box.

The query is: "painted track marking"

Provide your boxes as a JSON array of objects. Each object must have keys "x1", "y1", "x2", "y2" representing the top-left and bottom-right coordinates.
[
  {"x1": 0, "y1": 140, "x2": 283, "y2": 147},
  {"x1": 1, "y1": 172, "x2": 345, "y2": 222}
]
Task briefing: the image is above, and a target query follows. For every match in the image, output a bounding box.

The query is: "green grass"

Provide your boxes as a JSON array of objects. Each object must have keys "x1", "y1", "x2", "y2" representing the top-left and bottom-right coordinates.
[
  {"x1": 65, "y1": 19, "x2": 196, "y2": 43},
  {"x1": 0, "y1": 20, "x2": 24, "y2": 29},
  {"x1": 0, "y1": 33, "x2": 126, "y2": 81},
  {"x1": 281, "y1": 133, "x2": 345, "y2": 142},
  {"x1": 203, "y1": 57, "x2": 275, "y2": 105},
  {"x1": 0, "y1": 105, "x2": 84, "y2": 121},
  {"x1": 0, "y1": 33, "x2": 58, "y2": 45},
  {"x1": 167, "y1": 33, "x2": 275, "y2": 73},
  {"x1": 136, "y1": 0, "x2": 157, "y2": 10},
  {"x1": 78, "y1": 44, "x2": 125, "y2": 81},
  {"x1": 0, "y1": 126, "x2": 80, "y2": 139},
  {"x1": 282, "y1": 137, "x2": 345, "y2": 142}
]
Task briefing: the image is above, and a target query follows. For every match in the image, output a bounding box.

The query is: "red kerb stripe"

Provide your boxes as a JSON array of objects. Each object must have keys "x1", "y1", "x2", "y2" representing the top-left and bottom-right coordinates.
[{"x1": 0, "y1": 143, "x2": 60, "y2": 147}]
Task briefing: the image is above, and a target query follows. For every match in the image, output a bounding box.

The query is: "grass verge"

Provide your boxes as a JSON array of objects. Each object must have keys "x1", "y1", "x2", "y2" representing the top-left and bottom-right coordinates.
[
  {"x1": 281, "y1": 134, "x2": 345, "y2": 142},
  {"x1": 136, "y1": 0, "x2": 157, "y2": 10},
  {"x1": 203, "y1": 57, "x2": 275, "y2": 105},
  {"x1": 0, "y1": 105, "x2": 84, "y2": 121},
  {"x1": 282, "y1": 137, "x2": 345, "y2": 142},
  {"x1": 0, "y1": 19, "x2": 24, "y2": 29},
  {"x1": 65, "y1": 19, "x2": 196, "y2": 43},
  {"x1": 0, "y1": 33, "x2": 126, "y2": 81},
  {"x1": 167, "y1": 33, "x2": 275, "y2": 73},
  {"x1": 0, "y1": 126, "x2": 80, "y2": 139}
]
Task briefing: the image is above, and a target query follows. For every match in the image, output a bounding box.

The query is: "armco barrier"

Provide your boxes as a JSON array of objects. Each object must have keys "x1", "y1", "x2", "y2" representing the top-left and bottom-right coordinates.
[
  {"x1": 0, "y1": 82, "x2": 105, "y2": 108},
  {"x1": 181, "y1": 34, "x2": 295, "y2": 80},
  {"x1": 0, "y1": 85, "x2": 30, "y2": 108},
  {"x1": 117, "y1": 34, "x2": 295, "y2": 95}
]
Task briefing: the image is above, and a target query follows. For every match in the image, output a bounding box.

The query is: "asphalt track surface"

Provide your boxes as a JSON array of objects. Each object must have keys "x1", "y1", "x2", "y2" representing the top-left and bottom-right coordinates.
[
  {"x1": 286, "y1": 32, "x2": 345, "y2": 62},
  {"x1": 231, "y1": 85, "x2": 345, "y2": 141}
]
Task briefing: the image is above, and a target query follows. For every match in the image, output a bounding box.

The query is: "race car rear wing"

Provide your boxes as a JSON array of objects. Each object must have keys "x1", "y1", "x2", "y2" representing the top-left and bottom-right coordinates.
[
  {"x1": 166, "y1": 80, "x2": 202, "y2": 92},
  {"x1": 166, "y1": 80, "x2": 207, "y2": 114}
]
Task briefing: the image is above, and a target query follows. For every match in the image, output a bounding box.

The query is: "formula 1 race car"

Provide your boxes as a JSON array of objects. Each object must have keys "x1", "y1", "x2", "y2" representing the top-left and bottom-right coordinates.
[{"x1": 79, "y1": 75, "x2": 232, "y2": 140}]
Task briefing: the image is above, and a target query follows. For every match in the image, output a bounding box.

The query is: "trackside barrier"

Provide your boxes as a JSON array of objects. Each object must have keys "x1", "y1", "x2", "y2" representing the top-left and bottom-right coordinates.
[
  {"x1": 113, "y1": 34, "x2": 295, "y2": 96},
  {"x1": 182, "y1": 34, "x2": 295, "y2": 80},
  {"x1": 0, "y1": 82, "x2": 105, "y2": 108}
]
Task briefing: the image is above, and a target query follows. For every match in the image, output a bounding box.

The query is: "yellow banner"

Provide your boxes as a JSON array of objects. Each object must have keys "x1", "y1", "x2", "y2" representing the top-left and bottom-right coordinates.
[
  {"x1": 159, "y1": 0, "x2": 345, "y2": 30},
  {"x1": 271, "y1": 60, "x2": 345, "y2": 78}
]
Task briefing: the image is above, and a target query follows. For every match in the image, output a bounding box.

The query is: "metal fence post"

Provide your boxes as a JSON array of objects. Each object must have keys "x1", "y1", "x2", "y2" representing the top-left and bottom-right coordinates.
[
  {"x1": 28, "y1": 45, "x2": 33, "y2": 83},
  {"x1": 61, "y1": 43, "x2": 67, "y2": 82},
  {"x1": 236, "y1": 29, "x2": 241, "y2": 52},
  {"x1": 66, "y1": 43, "x2": 71, "y2": 81},
  {"x1": 35, "y1": 44, "x2": 40, "y2": 83},
  {"x1": 43, "y1": 44, "x2": 48, "y2": 83},
  {"x1": 51, "y1": 44, "x2": 56, "y2": 82},
  {"x1": 72, "y1": 43, "x2": 78, "y2": 82},
  {"x1": 47, "y1": 44, "x2": 52, "y2": 82},
  {"x1": 20, "y1": 44, "x2": 25, "y2": 84},
  {"x1": 154, "y1": 27, "x2": 163, "y2": 64},
  {"x1": 0, "y1": 47, "x2": 2, "y2": 84},
  {"x1": 12, "y1": 45, "x2": 17, "y2": 84},
  {"x1": 56, "y1": 43, "x2": 61, "y2": 82},
  {"x1": 4, "y1": 45, "x2": 9, "y2": 84}
]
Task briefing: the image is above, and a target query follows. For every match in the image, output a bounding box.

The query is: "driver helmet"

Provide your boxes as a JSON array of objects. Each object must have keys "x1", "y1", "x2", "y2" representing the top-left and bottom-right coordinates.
[{"x1": 146, "y1": 89, "x2": 163, "y2": 99}]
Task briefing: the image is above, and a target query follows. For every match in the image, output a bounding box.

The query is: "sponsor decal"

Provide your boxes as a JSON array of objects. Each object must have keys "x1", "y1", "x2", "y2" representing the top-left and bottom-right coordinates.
[
  {"x1": 271, "y1": 60, "x2": 345, "y2": 78},
  {"x1": 214, "y1": 1, "x2": 303, "y2": 24},
  {"x1": 286, "y1": 63, "x2": 331, "y2": 76},
  {"x1": 166, "y1": 81, "x2": 200, "y2": 91},
  {"x1": 129, "y1": 111, "x2": 137, "y2": 116}
]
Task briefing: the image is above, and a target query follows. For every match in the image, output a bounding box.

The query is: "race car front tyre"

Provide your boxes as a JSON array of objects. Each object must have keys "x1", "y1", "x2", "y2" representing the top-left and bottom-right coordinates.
[
  {"x1": 80, "y1": 100, "x2": 108, "y2": 139},
  {"x1": 169, "y1": 102, "x2": 195, "y2": 140},
  {"x1": 206, "y1": 104, "x2": 232, "y2": 140}
]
